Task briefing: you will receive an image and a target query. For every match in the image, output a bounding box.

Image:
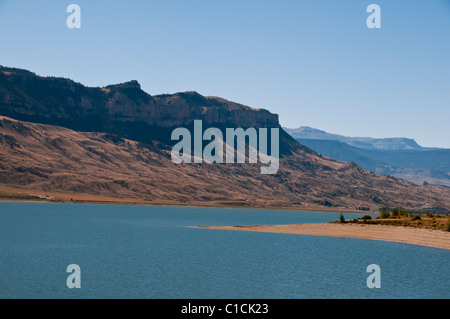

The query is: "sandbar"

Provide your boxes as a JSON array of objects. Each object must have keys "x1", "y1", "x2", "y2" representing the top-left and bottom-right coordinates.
[{"x1": 197, "y1": 223, "x2": 450, "y2": 250}]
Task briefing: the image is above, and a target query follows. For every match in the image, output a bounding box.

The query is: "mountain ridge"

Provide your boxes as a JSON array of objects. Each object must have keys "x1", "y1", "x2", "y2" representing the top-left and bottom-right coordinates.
[
  {"x1": 284, "y1": 126, "x2": 431, "y2": 151},
  {"x1": 296, "y1": 138, "x2": 450, "y2": 187},
  {"x1": 1, "y1": 65, "x2": 450, "y2": 212},
  {"x1": 0, "y1": 65, "x2": 279, "y2": 129}
]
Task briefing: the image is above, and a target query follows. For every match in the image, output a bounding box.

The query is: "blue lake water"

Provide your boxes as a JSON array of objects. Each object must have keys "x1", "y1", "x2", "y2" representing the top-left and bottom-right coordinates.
[{"x1": 0, "y1": 202, "x2": 448, "y2": 299}]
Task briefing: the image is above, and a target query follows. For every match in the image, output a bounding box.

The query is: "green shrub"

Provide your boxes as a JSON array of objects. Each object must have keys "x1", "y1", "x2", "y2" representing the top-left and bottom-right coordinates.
[
  {"x1": 361, "y1": 215, "x2": 372, "y2": 220},
  {"x1": 446, "y1": 218, "x2": 450, "y2": 232},
  {"x1": 339, "y1": 213, "x2": 345, "y2": 223},
  {"x1": 314, "y1": 200, "x2": 339, "y2": 208},
  {"x1": 378, "y1": 207, "x2": 390, "y2": 219},
  {"x1": 392, "y1": 208, "x2": 399, "y2": 217},
  {"x1": 399, "y1": 209, "x2": 408, "y2": 217},
  {"x1": 411, "y1": 215, "x2": 421, "y2": 221}
]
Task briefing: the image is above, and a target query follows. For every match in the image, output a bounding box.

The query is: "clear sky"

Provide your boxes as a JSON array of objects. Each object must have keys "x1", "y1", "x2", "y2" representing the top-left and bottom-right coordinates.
[{"x1": 0, "y1": 0, "x2": 449, "y2": 147}]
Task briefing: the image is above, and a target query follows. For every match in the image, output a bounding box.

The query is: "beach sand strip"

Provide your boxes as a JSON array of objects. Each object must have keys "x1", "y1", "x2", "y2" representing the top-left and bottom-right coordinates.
[{"x1": 196, "y1": 223, "x2": 450, "y2": 250}]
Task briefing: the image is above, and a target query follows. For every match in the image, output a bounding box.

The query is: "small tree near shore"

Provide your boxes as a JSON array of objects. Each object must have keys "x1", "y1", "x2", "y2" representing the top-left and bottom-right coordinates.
[
  {"x1": 378, "y1": 207, "x2": 390, "y2": 219},
  {"x1": 392, "y1": 207, "x2": 399, "y2": 217}
]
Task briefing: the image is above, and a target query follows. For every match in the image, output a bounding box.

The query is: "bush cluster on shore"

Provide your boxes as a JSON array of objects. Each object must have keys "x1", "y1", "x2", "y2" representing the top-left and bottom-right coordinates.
[
  {"x1": 337, "y1": 209, "x2": 449, "y2": 231},
  {"x1": 378, "y1": 207, "x2": 409, "y2": 219}
]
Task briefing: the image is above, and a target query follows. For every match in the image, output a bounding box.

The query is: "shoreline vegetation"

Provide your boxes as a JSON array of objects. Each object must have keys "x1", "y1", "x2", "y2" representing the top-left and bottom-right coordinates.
[{"x1": 335, "y1": 211, "x2": 450, "y2": 232}]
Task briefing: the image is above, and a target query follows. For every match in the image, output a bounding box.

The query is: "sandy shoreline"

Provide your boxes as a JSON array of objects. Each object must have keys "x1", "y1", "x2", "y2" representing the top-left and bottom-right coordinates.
[{"x1": 196, "y1": 223, "x2": 450, "y2": 250}]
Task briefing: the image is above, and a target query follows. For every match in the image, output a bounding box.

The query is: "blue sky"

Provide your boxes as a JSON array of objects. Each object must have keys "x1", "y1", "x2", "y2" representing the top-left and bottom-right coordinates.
[{"x1": 1, "y1": 0, "x2": 449, "y2": 147}]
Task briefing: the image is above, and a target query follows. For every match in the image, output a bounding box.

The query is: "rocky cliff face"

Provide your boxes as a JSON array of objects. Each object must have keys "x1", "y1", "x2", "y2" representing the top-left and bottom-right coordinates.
[
  {"x1": 0, "y1": 66, "x2": 279, "y2": 133},
  {"x1": 2, "y1": 65, "x2": 450, "y2": 212}
]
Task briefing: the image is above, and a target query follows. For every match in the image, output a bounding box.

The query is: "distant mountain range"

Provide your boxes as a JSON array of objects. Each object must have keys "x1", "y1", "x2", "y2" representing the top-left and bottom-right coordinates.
[
  {"x1": 284, "y1": 127, "x2": 450, "y2": 187},
  {"x1": 1, "y1": 65, "x2": 450, "y2": 212},
  {"x1": 284, "y1": 126, "x2": 439, "y2": 151}
]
